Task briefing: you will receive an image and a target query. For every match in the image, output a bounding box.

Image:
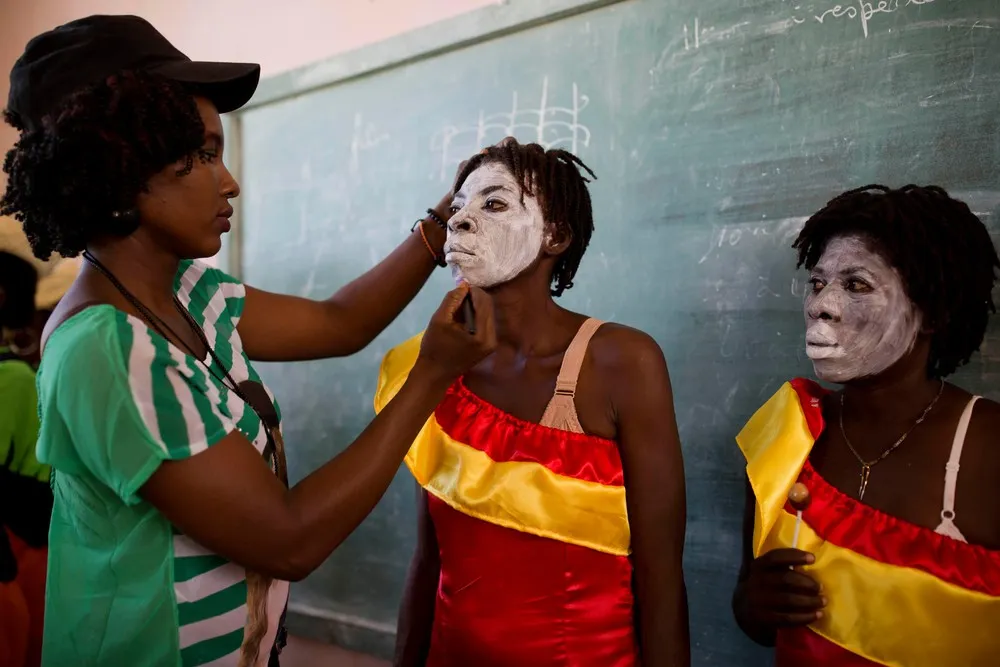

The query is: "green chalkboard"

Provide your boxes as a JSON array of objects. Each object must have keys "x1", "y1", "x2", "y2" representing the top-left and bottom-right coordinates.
[{"x1": 232, "y1": 0, "x2": 1000, "y2": 662}]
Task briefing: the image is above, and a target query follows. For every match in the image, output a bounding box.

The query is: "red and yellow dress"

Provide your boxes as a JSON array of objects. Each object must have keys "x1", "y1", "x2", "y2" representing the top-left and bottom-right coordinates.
[
  {"x1": 737, "y1": 378, "x2": 1000, "y2": 667},
  {"x1": 375, "y1": 321, "x2": 638, "y2": 667}
]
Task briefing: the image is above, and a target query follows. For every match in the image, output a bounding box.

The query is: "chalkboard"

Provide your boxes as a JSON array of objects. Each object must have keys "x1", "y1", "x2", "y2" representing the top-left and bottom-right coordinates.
[{"x1": 231, "y1": 0, "x2": 1000, "y2": 662}]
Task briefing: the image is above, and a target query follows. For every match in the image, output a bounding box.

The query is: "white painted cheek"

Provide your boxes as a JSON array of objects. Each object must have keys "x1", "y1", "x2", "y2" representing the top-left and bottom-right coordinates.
[
  {"x1": 463, "y1": 204, "x2": 544, "y2": 288},
  {"x1": 810, "y1": 292, "x2": 920, "y2": 382},
  {"x1": 855, "y1": 291, "x2": 921, "y2": 377},
  {"x1": 492, "y1": 219, "x2": 543, "y2": 283}
]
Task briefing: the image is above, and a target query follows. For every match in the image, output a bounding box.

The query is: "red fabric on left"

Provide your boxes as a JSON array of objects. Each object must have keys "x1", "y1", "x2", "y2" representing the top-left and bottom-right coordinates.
[
  {"x1": 0, "y1": 578, "x2": 29, "y2": 667},
  {"x1": 425, "y1": 495, "x2": 638, "y2": 667},
  {"x1": 6, "y1": 528, "x2": 45, "y2": 667}
]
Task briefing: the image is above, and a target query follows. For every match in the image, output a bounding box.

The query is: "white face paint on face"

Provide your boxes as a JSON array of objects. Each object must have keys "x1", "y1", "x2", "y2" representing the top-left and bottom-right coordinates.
[
  {"x1": 803, "y1": 234, "x2": 922, "y2": 383},
  {"x1": 444, "y1": 163, "x2": 545, "y2": 288}
]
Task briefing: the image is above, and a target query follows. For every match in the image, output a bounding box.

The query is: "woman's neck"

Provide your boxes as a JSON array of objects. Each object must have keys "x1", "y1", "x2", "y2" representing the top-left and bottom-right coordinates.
[
  {"x1": 487, "y1": 279, "x2": 570, "y2": 357},
  {"x1": 85, "y1": 234, "x2": 181, "y2": 311},
  {"x1": 840, "y1": 363, "x2": 943, "y2": 426}
]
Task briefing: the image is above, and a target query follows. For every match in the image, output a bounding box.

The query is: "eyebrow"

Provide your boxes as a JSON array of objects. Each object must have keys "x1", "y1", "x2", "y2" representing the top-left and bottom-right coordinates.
[
  {"x1": 478, "y1": 184, "x2": 508, "y2": 197},
  {"x1": 838, "y1": 266, "x2": 877, "y2": 278},
  {"x1": 454, "y1": 183, "x2": 511, "y2": 202}
]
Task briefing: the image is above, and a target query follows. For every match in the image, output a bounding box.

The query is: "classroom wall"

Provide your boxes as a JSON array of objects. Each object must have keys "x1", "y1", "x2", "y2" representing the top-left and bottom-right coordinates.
[{"x1": 0, "y1": 0, "x2": 496, "y2": 187}]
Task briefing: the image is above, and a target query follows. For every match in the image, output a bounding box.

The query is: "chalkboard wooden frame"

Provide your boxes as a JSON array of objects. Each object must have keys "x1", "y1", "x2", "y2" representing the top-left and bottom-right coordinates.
[{"x1": 245, "y1": 0, "x2": 627, "y2": 112}]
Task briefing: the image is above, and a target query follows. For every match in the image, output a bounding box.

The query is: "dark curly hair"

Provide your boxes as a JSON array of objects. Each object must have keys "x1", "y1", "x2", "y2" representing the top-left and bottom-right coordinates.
[
  {"x1": 454, "y1": 139, "x2": 597, "y2": 297},
  {"x1": 793, "y1": 184, "x2": 1000, "y2": 378},
  {"x1": 1, "y1": 70, "x2": 207, "y2": 260},
  {"x1": 0, "y1": 251, "x2": 38, "y2": 328}
]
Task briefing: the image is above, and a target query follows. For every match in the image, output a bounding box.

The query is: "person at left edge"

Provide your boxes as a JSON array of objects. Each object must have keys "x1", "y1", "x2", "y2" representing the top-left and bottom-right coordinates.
[
  {"x1": 0, "y1": 249, "x2": 48, "y2": 667},
  {"x1": 0, "y1": 14, "x2": 490, "y2": 667},
  {"x1": 0, "y1": 217, "x2": 76, "y2": 667}
]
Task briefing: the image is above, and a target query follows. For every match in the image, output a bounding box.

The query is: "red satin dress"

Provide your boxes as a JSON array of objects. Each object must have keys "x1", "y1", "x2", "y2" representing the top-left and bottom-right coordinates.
[
  {"x1": 738, "y1": 379, "x2": 1000, "y2": 667},
  {"x1": 378, "y1": 320, "x2": 638, "y2": 667}
]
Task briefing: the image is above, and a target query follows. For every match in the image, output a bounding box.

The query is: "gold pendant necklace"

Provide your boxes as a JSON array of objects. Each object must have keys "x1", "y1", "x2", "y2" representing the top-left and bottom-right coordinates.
[{"x1": 839, "y1": 380, "x2": 944, "y2": 501}]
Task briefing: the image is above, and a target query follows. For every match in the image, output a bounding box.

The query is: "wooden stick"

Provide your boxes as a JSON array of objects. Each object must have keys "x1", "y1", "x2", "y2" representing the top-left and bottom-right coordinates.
[{"x1": 462, "y1": 295, "x2": 475, "y2": 335}]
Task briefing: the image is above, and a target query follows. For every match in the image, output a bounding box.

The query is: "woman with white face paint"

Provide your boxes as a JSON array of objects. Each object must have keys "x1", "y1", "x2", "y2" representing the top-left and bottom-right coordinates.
[
  {"x1": 377, "y1": 138, "x2": 690, "y2": 667},
  {"x1": 732, "y1": 185, "x2": 1000, "y2": 666}
]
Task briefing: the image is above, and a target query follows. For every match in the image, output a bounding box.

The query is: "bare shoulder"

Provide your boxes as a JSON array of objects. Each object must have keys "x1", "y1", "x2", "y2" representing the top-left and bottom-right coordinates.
[
  {"x1": 584, "y1": 322, "x2": 683, "y2": 473},
  {"x1": 967, "y1": 396, "x2": 1000, "y2": 449},
  {"x1": 962, "y1": 396, "x2": 1000, "y2": 548},
  {"x1": 585, "y1": 322, "x2": 674, "y2": 413},
  {"x1": 587, "y1": 322, "x2": 669, "y2": 375}
]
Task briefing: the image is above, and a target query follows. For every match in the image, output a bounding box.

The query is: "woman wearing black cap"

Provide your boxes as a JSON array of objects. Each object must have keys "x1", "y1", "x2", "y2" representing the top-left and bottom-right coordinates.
[{"x1": 1, "y1": 14, "x2": 496, "y2": 667}]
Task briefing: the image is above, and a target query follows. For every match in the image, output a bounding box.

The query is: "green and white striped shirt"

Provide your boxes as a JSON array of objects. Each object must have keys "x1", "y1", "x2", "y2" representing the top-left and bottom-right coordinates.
[{"x1": 36, "y1": 260, "x2": 288, "y2": 667}]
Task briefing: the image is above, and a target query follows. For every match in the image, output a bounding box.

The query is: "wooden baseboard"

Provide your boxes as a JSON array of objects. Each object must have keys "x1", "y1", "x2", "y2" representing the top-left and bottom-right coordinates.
[{"x1": 284, "y1": 603, "x2": 396, "y2": 660}]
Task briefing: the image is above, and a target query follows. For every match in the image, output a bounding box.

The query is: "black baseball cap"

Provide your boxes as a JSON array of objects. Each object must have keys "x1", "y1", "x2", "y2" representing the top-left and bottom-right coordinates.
[{"x1": 7, "y1": 14, "x2": 261, "y2": 131}]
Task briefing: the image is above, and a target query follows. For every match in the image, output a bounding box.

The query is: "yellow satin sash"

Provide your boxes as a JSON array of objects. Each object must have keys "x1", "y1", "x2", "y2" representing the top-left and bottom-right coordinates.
[
  {"x1": 737, "y1": 383, "x2": 1000, "y2": 667},
  {"x1": 375, "y1": 333, "x2": 631, "y2": 556}
]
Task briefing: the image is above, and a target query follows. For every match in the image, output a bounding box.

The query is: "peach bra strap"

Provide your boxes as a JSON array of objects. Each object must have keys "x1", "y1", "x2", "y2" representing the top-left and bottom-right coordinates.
[{"x1": 538, "y1": 318, "x2": 604, "y2": 434}]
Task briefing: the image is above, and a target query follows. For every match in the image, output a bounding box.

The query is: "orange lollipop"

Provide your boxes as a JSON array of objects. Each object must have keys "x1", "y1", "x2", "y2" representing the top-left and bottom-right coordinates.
[{"x1": 789, "y1": 483, "x2": 811, "y2": 549}]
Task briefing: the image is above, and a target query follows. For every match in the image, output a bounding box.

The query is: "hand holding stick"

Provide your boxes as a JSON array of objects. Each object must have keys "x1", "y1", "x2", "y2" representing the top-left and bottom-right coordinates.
[{"x1": 788, "y1": 482, "x2": 812, "y2": 549}]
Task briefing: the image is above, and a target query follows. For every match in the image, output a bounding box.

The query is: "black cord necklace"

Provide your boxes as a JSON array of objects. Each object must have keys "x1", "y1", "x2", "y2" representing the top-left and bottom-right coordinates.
[
  {"x1": 82, "y1": 252, "x2": 237, "y2": 389},
  {"x1": 81, "y1": 251, "x2": 286, "y2": 484}
]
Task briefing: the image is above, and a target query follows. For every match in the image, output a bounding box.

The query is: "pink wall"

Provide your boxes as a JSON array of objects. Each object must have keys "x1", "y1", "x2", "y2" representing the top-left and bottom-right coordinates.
[{"x1": 0, "y1": 0, "x2": 495, "y2": 183}]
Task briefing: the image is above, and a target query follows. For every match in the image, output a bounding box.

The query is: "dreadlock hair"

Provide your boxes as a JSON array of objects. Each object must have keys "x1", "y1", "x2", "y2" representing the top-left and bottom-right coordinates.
[
  {"x1": 792, "y1": 184, "x2": 1000, "y2": 378},
  {"x1": 452, "y1": 138, "x2": 597, "y2": 297},
  {"x1": 3, "y1": 72, "x2": 284, "y2": 666},
  {"x1": 0, "y1": 251, "x2": 38, "y2": 329},
  {"x1": 1, "y1": 70, "x2": 206, "y2": 261}
]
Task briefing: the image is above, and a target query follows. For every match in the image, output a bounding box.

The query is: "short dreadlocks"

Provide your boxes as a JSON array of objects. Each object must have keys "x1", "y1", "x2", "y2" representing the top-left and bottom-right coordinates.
[{"x1": 453, "y1": 138, "x2": 597, "y2": 297}]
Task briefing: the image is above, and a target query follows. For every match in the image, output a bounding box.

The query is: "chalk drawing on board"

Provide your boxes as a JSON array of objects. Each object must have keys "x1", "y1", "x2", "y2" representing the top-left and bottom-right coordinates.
[
  {"x1": 430, "y1": 77, "x2": 591, "y2": 181},
  {"x1": 680, "y1": 16, "x2": 754, "y2": 51},
  {"x1": 696, "y1": 217, "x2": 808, "y2": 265},
  {"x1": 649, "y1": 18, "x2": 750, "y2": 86},
  {"x1": 349, "y1": 112, "x2": 389, "y2": 177},
  {"x1": 683, "y1": 18, "x2": 701, "y2": 50},
  {"x1": 791, "y1": 0, "x2": 937, "y2": 39}
]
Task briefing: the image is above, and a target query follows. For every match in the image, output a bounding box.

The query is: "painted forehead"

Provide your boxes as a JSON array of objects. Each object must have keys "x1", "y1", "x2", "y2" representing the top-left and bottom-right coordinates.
[
  {"x1": 813, "y1": 234, "x2": 896, "y2": 276},
  {"x1": 456, "y1": 162, "x2": 527, "y2": 199}
]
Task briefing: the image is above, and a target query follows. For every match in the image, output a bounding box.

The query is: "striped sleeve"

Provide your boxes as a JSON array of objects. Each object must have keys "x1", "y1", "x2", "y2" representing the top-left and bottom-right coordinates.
[
  {"x1": 175, "y1": 260, "x2": 246, "y2": 329},
  {"x1": 52, "y1": 308, "x2": 236, "y2": 505}
]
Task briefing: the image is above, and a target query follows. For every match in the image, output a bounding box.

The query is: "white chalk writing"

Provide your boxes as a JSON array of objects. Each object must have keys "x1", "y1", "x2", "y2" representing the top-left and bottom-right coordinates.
[
  {"x1": 349, "y1": 112, "x2": 389, "y2": 177},
  {"x1": 697, "y1": 218, "x2": 807, "y2": 265},
  {"x1": 684, "y1": 17, "x2": 701, "y2": 50},
  {"x1": 792, "y1": 0, "x2": 936, "y2": 38},
  {"x1": 430, "y1": 77, "x2": 591, "y2": 182}
]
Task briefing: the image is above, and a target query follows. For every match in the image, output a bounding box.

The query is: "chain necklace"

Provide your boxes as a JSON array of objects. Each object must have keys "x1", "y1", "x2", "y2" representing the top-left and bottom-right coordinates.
[
  {"x1": 82, "y1": 251, "x2": 286, "y2": 484},
  {"x1": 839, "y1": 379, "x2": 944, "y2": 501}
]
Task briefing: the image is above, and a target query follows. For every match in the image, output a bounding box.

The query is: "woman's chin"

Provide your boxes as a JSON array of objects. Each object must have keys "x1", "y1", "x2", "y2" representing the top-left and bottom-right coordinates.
[
  {"x1": 181, "y1": 236, "x2": 223, "y2": 261},
  {"x1": 811, "y1": 361, "x2": 855, "y2": 385}
]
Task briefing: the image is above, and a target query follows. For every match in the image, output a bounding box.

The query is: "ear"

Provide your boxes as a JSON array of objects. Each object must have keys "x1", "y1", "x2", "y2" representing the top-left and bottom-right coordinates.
[{"x1": 542, "y1": 221, "x2": 572, "y2": 257}]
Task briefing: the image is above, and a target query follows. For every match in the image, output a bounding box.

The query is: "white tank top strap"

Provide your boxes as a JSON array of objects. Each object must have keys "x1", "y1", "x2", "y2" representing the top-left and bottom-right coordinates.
[
  {"x1": 539, "y1": 318, "x2": 604, "y2": 434},
  {"x1": 934, "y1": 395, "x2": 980, "y2": 542}
]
